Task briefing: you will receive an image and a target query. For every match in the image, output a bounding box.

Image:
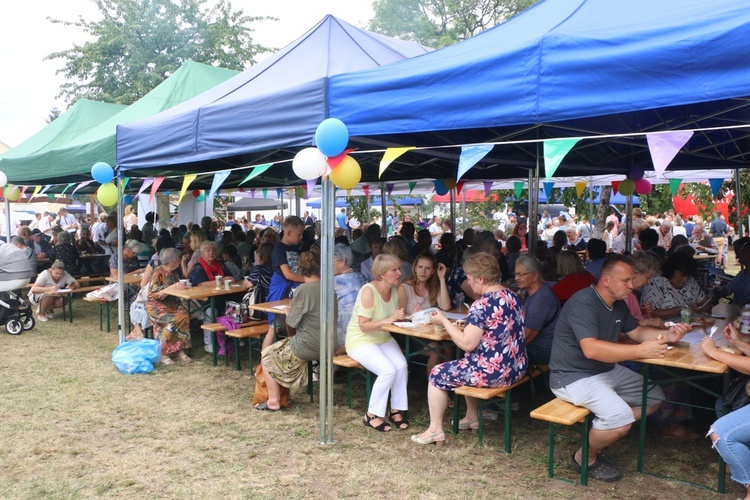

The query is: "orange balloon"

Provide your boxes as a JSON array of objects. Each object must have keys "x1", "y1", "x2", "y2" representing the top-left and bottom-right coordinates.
[{"x1": 329, "y1": 155, "x2": 361, "y2": 189}]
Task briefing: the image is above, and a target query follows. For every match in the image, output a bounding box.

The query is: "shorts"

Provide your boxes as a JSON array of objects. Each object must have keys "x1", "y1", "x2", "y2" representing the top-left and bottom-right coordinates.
[{"x1": 551, "y1": 364, "x2": 664, "y2": 431}]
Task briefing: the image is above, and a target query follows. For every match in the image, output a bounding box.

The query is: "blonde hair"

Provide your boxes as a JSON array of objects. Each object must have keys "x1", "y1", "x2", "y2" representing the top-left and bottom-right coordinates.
[
  {"x1": 370, "y1": 254, "x2": 402, "y2": 281},
  {"x1": 463, "y1": 252, "x2": 501, "y2": 284}
]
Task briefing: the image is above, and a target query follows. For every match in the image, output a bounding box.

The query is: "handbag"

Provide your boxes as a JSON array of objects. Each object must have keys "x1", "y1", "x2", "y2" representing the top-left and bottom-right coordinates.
[
  {"x1": 722, "y1": 373, "x2": 750, "y2": 412},
  {"x1": 135, "y1": 283, "x2": 150, "y2": 304},
  {"x1": 242, "y1": 285, "x2": 266, "y2": 321},
  {"x1": 224, "y1": 300, "x2": 250, "y2": 323}
]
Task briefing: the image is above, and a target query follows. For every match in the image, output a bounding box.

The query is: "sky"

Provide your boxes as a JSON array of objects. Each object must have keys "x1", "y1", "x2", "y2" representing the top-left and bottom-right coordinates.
[{"x1": 0, "y1": 0, "x2": 374, "y2": 148}]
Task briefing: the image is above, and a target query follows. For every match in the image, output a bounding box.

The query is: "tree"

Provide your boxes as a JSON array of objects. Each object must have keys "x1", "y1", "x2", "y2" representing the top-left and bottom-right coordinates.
[
  {"x1": 369, "y1": 0, "x2": 538, "y2": 48},
  {"x1": 46, "y1": 0, "x2": 274, "y2": 105},
  {"x1": 46, "y1": 107, "x2": 62, "y2": 124},
  {"x1": 638, "y1": 184, "x2": 674, "y2": 215}
]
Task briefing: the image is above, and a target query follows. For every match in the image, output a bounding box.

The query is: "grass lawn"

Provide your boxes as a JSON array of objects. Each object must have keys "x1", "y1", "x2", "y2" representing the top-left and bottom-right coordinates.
[{"x1": 0, "y1": 292, "x2": 741, "y2": 499}]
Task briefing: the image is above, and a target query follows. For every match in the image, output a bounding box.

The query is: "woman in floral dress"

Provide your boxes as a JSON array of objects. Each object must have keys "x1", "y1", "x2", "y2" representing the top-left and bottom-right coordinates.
[
  {"x1": 146, "y1": 248, "x2": 191, "y2": 364},
  {"x1": 412, "y1": 252, "x2": 527, "y2": 446}
]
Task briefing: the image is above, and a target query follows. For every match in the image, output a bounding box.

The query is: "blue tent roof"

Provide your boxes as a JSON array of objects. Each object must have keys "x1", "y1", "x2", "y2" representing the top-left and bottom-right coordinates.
[
  {"x1": 117, "y1": 16, "x2": 430, "y2": 171},
  {"x1": 307, "y1": 196, "x2": 422, "y2": 209}
]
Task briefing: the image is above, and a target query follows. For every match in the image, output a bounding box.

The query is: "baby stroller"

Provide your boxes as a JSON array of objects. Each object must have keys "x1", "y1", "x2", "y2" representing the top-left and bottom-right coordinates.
[{"x1": 0, "y1": 243, "x2": 37, "y2": 334}]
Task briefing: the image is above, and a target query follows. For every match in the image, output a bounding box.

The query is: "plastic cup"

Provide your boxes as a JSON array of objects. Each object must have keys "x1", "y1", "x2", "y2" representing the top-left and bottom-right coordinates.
[
  {"x1": 433, "y1": 324, "x2": 445, "y2": 335},
  {"x1": 224, "y1": 280, "x2": 232, "y2": 290}
]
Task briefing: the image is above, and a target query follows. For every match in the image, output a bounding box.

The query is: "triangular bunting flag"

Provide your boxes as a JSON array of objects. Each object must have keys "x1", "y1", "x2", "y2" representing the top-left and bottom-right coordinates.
[
  {"x1": 289, "y1": 188, "x2": 295, "y2": 198},
  {"x1": 513, "y1": 181, "x2": 524, "y2": 200},
  {"x1": 262, "y1": 189, "x2": 268, "y2": 199},
  {"x1": 647, "y1": 131, "x2": 693, "y2": 178},
  {"x1": 457, "y1": 144, "x2": 494, "y2": 181},
  {"x1": 328, "y1": 149, "x2": 353, "y2": 171},
  {"x1": 408, "y1": 181, "x2": 417, "y2": 195},
  {"x1": 276, "y1": 188, "x2": 282, "y2": 199},
  {"x1": 668, "y1": 179, "x2": 682, "y2": 196},
  {"x1": 379, "y1": 147, "x2": 415, "y2": 178},
  {"x1": 208, "y1": 171, "x2": 231, "y2": 200},
  {"x1": 362, "y1": 185, "x2": 370, "y2": 198},
  {"x1": 178, "y1": 174, "x2": 197, "y2": 203},
  {"x1": 250, "y1": 188, "x2": 256, "y2": 199},
  {"x1": 543, "y1": 139, "x2": 580, "y2": 179},
  {"x1": 136, "y1": 178, "x2": 154, "y2": 197},
  {"x1": 611, "y1": 180, "x2": 621, "y2": 195},
  {"x1": 306, "y1": 179, "x2": 317, "y2": 198},
  {"x1": 39, "y1": 185, "x2": 52, "y2": 196},
  {"x1": 240, "y1": 163, "x2": 273, "y2": 185},
  {"x1": 386, "y1": 183, "x2": 394, "y2": 196},
  {"x1": 483, "y1": 181, "x2": 493, "y2": 197},
  {"x1": 72, "y1": 180, "x2": 94, "y2": 196},
  {"x1": 60, "y1": 183, "x2": 76, "y2": 195},
  {"x1": 149, "y1": 177, "x2": 165, "y2": 205},
  {"x1": 346, "y1": 189, "x2": 352, "y2": 198},
  {"x1": 543, "y1": 181, "x2": 555, "y2": 199},
  {"x1": 709, "y1": 178, "x2": 724, "y2": 199},
  {"x1": 455, "y1": 181, "x2": 464, "y2": 196},
  {"x1": 121, "y1": 177, "x2": 130, "y2": 193},
  {"x1": 28, "y1": 186, "x2": 42, "y2": 202},
  {"x1": 575, "y1": 181, "x2": 587, "y2": 198}
]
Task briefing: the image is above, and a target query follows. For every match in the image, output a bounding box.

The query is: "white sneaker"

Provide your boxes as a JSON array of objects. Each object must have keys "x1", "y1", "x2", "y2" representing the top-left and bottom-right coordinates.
[
  {"x1": 38, "y1": 315, "x2": 48, "y2": 322},
  {"x1": 204, "y1": 344, "x2": 214, "y2": 353},
  {"x1": 45, "y1": 311, "x2": 55, "y2": 319}
]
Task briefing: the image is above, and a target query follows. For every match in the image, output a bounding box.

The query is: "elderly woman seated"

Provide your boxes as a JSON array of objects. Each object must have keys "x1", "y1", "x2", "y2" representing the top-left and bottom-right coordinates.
[
  {"x1": 333, "y1": 244, "x2": 366, "y2": 352},
  {"x1": 256, "y1": 250, "x2": 325, "y2": 411},
  {"x1": 29, "y1": 260, "x2": 80, "y2": 321},
  {"x1": 514, "y1": 255, "x2": 560, "y2": 365},
  {"x1": 146, "y1": 248, "x2": 192, "y2": 364},
  {"x1": 54, "y1": 231, "x2": 79, "y2": 276},
  {"x1": 640, "y1": 252, "x2": 707, "y2": 319},
  {"x1": 412, "y1": 252, "x2": 528, "y2": 446}
]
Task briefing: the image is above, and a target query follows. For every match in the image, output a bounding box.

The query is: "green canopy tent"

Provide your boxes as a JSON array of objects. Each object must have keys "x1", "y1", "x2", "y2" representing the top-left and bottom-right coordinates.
[{"x1": 0, "y1": 61, "x2": 238, "y2": 186}]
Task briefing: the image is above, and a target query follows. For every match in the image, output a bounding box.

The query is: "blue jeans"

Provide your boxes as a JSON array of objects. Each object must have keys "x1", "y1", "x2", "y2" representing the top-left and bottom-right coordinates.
[{"x1": 710, "y1": 405, "x2": 750, "y2": 485}]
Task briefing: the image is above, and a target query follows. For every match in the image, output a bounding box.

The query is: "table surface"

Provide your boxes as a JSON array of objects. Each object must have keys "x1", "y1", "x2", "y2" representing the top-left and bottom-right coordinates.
[
  {"x1": 383, "y1": 322, "x2": 452, "y2": 341},
  {"x1": 640, "y1": 340, "x2": 728, "y2": 374},
  {"x1": 106, "y1": 273, "x2": 143, "y2": 285},
  {"x1": 245, "y1": 298, "x2": 291, "y2": 315},
  {"x1": 163, "y1": 283, "x2": 247, "y2": 301}
]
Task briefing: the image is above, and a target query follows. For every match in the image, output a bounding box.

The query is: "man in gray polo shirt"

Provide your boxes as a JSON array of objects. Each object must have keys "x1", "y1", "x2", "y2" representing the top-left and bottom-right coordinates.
[{"x1": 549, "y1": 254, "x2": 689, "y2": 482}]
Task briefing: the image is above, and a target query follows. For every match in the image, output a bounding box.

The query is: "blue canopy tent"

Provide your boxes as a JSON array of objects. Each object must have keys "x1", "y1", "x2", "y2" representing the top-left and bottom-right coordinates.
[
  {"x1": 306, "y1": 196, "x2": 423, "y2": 209},
  {"x1": 116, "y1": 16, "x2": 430, "y2": 188}
]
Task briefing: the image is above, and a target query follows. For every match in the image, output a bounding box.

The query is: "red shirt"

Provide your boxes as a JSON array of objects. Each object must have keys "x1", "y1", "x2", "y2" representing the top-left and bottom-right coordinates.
[{"x1": 551, "y1": 272, "x2": 597, "y2": 305}]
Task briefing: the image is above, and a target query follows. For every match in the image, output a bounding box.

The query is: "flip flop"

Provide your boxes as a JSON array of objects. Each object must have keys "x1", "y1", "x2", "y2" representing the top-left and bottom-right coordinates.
[{"x1": 254, "y1": 402, "x2": 279, "y2": 412}]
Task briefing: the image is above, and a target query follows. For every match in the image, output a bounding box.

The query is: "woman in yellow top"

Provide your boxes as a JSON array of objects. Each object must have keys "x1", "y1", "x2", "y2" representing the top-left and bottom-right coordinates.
[{"x1": 346, "y1": 254, "x2": 408, "y2": 432}]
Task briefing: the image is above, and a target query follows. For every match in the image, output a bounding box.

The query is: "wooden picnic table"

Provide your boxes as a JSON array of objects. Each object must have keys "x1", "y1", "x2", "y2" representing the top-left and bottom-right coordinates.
[{"x1": 245, "y1": 298, "x2": 291, "y2": 315}]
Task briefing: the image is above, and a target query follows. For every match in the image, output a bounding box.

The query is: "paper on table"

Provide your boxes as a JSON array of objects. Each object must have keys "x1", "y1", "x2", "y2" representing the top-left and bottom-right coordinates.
[
  {"x1": 393, "y1": 321, "x2": 417, "y2": 328},
  {"x1": 57, "y1": 288, "x2": 73, "y2": 293},
  {"x1": 444, "y1": 312, "x2": 468, "y2": 321},
  {"x1": 273, "y1": 305, "x2": 289, "y2": 310}
]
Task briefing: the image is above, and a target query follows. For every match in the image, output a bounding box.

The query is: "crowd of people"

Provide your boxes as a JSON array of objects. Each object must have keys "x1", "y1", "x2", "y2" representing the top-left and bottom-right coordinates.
[{"x1": 8, "y1": 201, "x2": 749, "y2": 492}]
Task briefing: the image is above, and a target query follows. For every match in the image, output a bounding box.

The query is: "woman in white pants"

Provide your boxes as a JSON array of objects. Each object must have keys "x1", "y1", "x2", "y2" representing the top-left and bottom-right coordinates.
[{"x1": 346, "y1": 253, "x2": 409, "y2": 432}]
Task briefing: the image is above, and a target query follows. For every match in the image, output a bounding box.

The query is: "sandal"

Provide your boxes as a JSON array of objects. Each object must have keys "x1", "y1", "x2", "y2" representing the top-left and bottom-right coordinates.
[
  {"x1": 457, "y1": 419, "x2": 479, "y2": 431},
  {"x1": 363, "y1": 413, "x2": 391, "y2": 432},
  {"x1": 254, "y1": 402, "x2": 280, "y2": 412},
  {"x1": 389, "y1": 410, "x2": 410, "y2": 430},
  {"x1": 411, "y1": 430, "x2": 445, "y2": 446},
  {"x1": 570, "y1": 452, "x2": 623, "y2": 482},
  {"x1": 160, "y1": 356, "x2": 174, "y2": 365},
  {"x1": 175, "y1": 352, "x2": 193, "y2": 363}
]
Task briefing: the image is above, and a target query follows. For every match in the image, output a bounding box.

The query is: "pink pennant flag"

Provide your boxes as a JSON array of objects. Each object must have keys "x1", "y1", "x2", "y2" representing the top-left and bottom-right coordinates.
[
  {"x1": 647, "y1": 131, "x2": 693, "y2": 178},
  {"x1": 306, "y1": 179, "x2": 316, "y2": 198},
  {"x1": 149, "y1": 177, "x2": 165, "y2": 205},
  {"x1": 327, "y1": 149, "x2": 354, "y2": 170},
  {"x1": 483, "y1": 181, "x2": 493, "y2": 197},
  {"x1": 136, "y1": 178, "x2": 154, "y2": 197}
]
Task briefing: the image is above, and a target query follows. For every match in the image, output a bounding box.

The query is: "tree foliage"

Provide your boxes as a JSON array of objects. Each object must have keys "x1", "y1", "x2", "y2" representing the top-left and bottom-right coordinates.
[
  {"x1": 46, "y1": 0, "x2": 273, "y2": 104},
  {"x1": 369, "y1": 0, "x2": 538, "y2": 48},
  {"x1": 637, "y1": 183, "x2": 674, "y2": 215}
]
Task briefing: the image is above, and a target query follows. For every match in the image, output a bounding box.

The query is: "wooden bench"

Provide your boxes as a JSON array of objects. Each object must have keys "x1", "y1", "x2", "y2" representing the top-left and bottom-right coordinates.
[
  {"x1": 224, "y1": 324, "x2": 269, "y2": 372},
  {"x1": 530, "y1": 398, "x2": 591, "y2": 486},
  {"x1": 201, "y1": 319, "x2": 267, "y2": 367},
  {"x1": 83, "y1": 296, "x2": 117, "y2": 332},
  {"x1": 333, "y1": 355, "x2": 372, "y2": 409},
  {"x1": 452, "y1": 365, "x2": 550, "y2": 453}
]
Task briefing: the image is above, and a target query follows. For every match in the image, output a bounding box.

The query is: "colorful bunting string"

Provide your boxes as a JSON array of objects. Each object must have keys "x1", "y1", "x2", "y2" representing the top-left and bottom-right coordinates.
[
  {"x1": 611, "y1": 180, "x2": 621, "y2": 195},
  {"x1": 72, "y1": 180, "x2": 94, "y2": 196},
  {"x1": 386, "y1": 183, "x2": 394, "y2": 197},
  {"x1": 362, "y1": 185, "x2": 370, "y2": 198},
  {"x1": 262, "y1": 189, "x2": 268, "y2": 199},
  {"x1": 543, "y1": 181, "x2": 555, "y2": 199},
  {"x1": 455, "y1": 181, "x2": 464, "y2": 197},
  {"x1": 149, "y1": 177, "x2": 165, "y2": 205},
  {"x1": 668, "y1": 179, "x2": 682, "y2": 196},
  {"x1": 647, "y1": 131, "x2": 693, "y2": 178},
  {"x1": 574, "y1": 181, "x2": 587, "y2": 198},
  {"x1": 483, "y1": 181, "x2": 493, "y2": 197},
  {"x1": 379, "y1": 147, "x2": 415, "y2": 178},
  {"x1": 408, "y1": 181, "x2": 417, "y2": 195},
  {"x1": 240, "y1": 163, "x2": 273, "y2": 186},
  {"x1": 457, "y1": 145, "x2": 494, "y2": 181},
  {"x1": 513, "y1": 181, "x2": 524, "y2": 200},
  {"x1": 543, "y1": 139, "x2": 580, "y2": 179},
  {"x1": 28, "y1": 186, "x2": 41, "y2": 203},
  {"x1": 136, "y1": 178, "x2": 154, "y2": 197},
  {"x1": 709, "y1": 178, "x2": 724, "y2": 198},
  {"x1": 208, "y1": 171, "x2": 231, "y2": 200},
  {"x1": 178, "y1": 174, "x2": 197, "y2": 203}
]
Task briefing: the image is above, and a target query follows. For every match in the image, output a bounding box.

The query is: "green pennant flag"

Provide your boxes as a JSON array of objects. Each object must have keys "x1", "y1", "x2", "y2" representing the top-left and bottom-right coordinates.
[
  {"x1": 121, "y1": 177, "x2": 130, "y2": 193},
  {"x1": 240, "y1": 163, "x2": 273, "y2": 186},
  {"x1": 514, "y1": 181, "x2": 524, "y2": 199},
  {"x1": 262, "y1": 188, "x2": 268, "y2": 199},
  {"x1": 60, "y1": 182, "x2": 76, "y2": 195},
  {"x1": 408, "y1": 181, "x2": 417, "y2": 195},
  {"x1": 543, "y1": 138, "x2": 580, "y2": 179},
  {"x1": 668, "y1": 178, "x2": 682, "y2": 196}
]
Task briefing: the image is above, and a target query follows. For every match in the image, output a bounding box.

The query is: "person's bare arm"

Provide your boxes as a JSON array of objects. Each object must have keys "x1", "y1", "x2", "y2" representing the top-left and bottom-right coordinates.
[{"x1": 279, "y1": 263, "x2": 304, "y2": 283}]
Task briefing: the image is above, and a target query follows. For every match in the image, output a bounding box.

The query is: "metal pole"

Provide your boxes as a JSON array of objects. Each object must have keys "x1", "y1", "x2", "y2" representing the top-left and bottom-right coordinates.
[
  {"x1": 735, "y1": 168, "x2": 744, "y2": 238},
  {"x1": 4, "y1": 197, "x2": 10, "y2": 243},
  {"x1": 589, "y1": 176, "x2": 594, "y2": 229},
  {"x1": 449, "y1": 189, "x2": 456, "y2": 238},
  {"x1": 625, "y1": 194, "x2": 633, "y2": 253},
  {"x1": 116, "y1": 174, "x2": 126, "y2": 344},
  {"x1": 318, "y1": 176, "x2": 335, "y2": 444},
  {"x1": 380, "y1": 182, "x2": 387, "y2": 239},
  {"x1": 529, "y1": 147, "x2": 541, "y2": 255},
  {"x1": 280, "y1": 188, "x2": 284, "y2": 221},
  {"x1": 460, "y1": 189, "x2": 467, "y2": 233}
]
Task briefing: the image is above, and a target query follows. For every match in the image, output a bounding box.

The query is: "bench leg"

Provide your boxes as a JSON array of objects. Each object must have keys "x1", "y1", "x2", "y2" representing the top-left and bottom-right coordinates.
[
  {"x1": 98, "y1": 303, "x2": 104, "y2": 331},
  {"x1": 547, "y1": 423, "x2": 556, "y2": 479},
  {"x1": 307, "y1": 362, "x2": 314, "y2": 402},
  {"x1": 106, "y1": 301, "x2": 112, "y2": 333},
  {"x1": 503, "y1": 391, "x2": 512, "y2": 453},
  {"x1": 580, "y1": 415, "x2": 590, "y2": 486},
  {"x1": 211, "y1": 331, "x2": 218, "y2": 366},
  {"x1": 234, "y1": 338, "x2": 241, "y2": 370}
]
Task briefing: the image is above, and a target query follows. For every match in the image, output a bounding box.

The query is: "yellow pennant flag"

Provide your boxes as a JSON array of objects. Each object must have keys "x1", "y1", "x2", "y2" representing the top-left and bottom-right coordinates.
[
  {"x1": 346, "y1": 189, "x2": 352, "y2": 198},
  {"x1": 28, "y1": 185, "x2": 42, "y2": 202},
  {"x1": 379, "y1": 147, "x2": 415, "y2": 178},
  {"x1": 178, "y1": 174, "x2": 198, "y2": 203},
  {"x1": 289, "y1": 188, "x2": 295, "y2": 198},
  {"x1": 575, "y1": 181, "x2": 587, "y2": 198}
]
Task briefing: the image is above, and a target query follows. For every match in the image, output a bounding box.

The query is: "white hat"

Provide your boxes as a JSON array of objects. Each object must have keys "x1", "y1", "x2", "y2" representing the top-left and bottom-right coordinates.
[{"x1": 348, "y1": 217, "x2": 361, "y2": 229}]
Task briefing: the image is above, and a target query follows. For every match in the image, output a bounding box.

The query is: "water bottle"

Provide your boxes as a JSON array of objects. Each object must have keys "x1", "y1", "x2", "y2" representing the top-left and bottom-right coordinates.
[{"x1": 680, "y1": 305, "x2": 692, "y2": 325}]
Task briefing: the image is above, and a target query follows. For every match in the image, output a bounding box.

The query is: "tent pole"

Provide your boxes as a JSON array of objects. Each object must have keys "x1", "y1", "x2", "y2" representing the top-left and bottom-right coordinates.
[
  {"x1": 280, "y1": 189, "x2": 284, "y2": 221},
  {"x1": 380, "y1": 182, "x2": 387, "y2": 239},
  {"x1": 116, "y1": 173, "x2": 126, "y2": 345},
  {"x1": 4, "y1": 197, "x2": 10, "y2": 243},
  {"x1": 735, "y1": 168, "x2": 744, "y2": 237},
  {"x1": 529, "y1": 148, "x2": 540, "y2": 255},
  {"x1": 449, "y1": 188, "x2": 456, "y2": 239},
  {"x1": 318, "y1": 176, "x2": 335, "y2": 445},
  {"x1": 460, "y1": 188, "x2": 466, "y2": 234},
  {"x1": 625, "y1": 194, "x2": 633, "y2": 253},
  {"x1": 589, "y1": 175, "x2": 594, "y2": 230}
]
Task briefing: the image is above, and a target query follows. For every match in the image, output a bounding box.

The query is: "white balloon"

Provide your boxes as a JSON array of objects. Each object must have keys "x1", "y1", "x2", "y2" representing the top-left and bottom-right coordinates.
[
  {"x1": 0, "y1": 171, "x2": 7, "y2": 188},
  {"x1": 292, "y1": 147, "x2": 327, "y2": 180}
]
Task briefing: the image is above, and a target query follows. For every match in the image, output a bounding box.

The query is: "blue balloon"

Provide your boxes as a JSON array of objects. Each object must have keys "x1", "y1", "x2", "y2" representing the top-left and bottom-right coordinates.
[
  {"x1": 91, "y1": 162, "x2": 114, "y2": 184},
  {"x1": 123, "y1": 195, "x2": 134, "y2": 205},
  {"x1": 314, "y1": 118, "x2": 349, "y2": 157},
  {"x1": 434, "y1": 180, "x2": 449, "y2": 196}
]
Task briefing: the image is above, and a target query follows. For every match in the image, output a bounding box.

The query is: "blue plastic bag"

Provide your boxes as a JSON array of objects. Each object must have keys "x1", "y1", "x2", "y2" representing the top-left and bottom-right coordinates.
[{"x1": 112, "y1": 339, "x2": 162, "y2": 374}]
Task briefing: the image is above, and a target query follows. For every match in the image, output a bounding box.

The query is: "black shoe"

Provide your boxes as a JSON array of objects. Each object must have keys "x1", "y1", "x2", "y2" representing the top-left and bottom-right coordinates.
[{"x1": 570, "y1": 452, "x2": 623, "y2": 482}]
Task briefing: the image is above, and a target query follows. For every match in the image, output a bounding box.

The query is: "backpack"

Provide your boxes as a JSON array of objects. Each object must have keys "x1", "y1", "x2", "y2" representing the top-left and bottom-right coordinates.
[{"x1": 242, "y1": 285, "x2": 266, "y2": 321}]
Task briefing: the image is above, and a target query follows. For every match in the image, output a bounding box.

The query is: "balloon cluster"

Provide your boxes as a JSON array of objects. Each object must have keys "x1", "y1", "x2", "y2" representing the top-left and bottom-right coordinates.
[
  {"x1": 0, "y1": 171, "x2": 19, "y2": 202},
  {"x1": 618, "y1": 166, "x2": 652, "y2": 196},
  {"x1": 293, "y1": 119, "x2": 361, "y2": 190},
  {"x1": 192, "y1": 189, "x2": 206, "y2": 202},
  {"x1": 91, "y1": 162, "x2": 118, "y2": 206}
]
